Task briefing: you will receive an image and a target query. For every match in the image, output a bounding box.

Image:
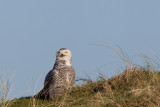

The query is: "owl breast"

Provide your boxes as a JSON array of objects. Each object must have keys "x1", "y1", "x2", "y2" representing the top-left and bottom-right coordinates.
[{"x1": 45, "y1": 66, "x2": 75, "y2": 99}]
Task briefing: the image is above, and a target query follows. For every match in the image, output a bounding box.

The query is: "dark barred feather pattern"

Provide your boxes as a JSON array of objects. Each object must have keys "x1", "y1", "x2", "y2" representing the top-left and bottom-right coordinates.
[
  {"x1": 43, "y1": 66, "x2": 75, "y2": 99},
  {"x1": 36, "y1": 49, "x2": 75, "y2": 99}
]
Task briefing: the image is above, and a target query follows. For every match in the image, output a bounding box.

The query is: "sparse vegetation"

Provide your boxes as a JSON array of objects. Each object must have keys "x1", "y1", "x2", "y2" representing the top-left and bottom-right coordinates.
[
  {"x1": 0, "y1": 73, "x2": 14, "y2": 107},
  {"x1": 3, "y1": 65, "x2": 160, "y2": 107},
  {"x1": 1, "y1": 47, "x2": 160, "y2": 107}
]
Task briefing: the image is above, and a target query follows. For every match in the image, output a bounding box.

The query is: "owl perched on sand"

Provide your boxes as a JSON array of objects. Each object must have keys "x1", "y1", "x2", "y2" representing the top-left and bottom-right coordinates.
[{"x1": 37, "y1": 48, "x2": 75, "y2": 99}]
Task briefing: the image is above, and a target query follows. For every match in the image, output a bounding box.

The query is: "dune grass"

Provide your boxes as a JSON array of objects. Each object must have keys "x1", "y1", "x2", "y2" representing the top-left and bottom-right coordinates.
[
  {"x1": 4, "y1": 65, "x2": 160, "y2": 107},
  {"x1": 0, "y1": 72, "x2": 14, "y2": 107},
  {"x1": 2, "y1": 47, "x2": 160, "y2": 107}
]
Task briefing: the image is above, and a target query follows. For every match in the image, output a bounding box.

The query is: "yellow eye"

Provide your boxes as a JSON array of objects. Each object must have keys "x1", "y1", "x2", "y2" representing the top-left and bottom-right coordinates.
[{"x1": 65, "y1": 52, "x2": 68, "y2": 53}]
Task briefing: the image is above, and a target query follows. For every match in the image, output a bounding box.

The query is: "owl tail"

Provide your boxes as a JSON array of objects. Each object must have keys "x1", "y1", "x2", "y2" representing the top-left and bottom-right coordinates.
[{"x1": 34, "y1": 89, "x2": 49, "y2": 100}]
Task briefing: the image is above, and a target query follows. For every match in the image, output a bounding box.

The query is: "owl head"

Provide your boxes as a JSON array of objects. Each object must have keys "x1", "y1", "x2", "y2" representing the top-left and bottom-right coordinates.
[
  {"x1": 56, "y1": 48, "x2": 72, "y2": 60},
  {"x1": 56, "y1": 48, "x2": 72, "y2": 66}
]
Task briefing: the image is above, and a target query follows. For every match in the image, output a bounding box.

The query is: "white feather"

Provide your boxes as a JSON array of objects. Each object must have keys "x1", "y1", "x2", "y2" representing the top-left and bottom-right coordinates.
[{"x1": 66, "y1": 73, "x2": 69, "y2": 82}]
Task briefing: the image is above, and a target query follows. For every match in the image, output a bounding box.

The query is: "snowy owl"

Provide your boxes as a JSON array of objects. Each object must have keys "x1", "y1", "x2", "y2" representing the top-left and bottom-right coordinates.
[{"x1": 37, "y1": 48, "x2": 75, "y2": 99}]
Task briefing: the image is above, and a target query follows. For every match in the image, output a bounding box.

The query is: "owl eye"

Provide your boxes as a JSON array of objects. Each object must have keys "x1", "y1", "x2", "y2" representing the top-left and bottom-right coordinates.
[{"x1": 65, "y1": 52, "x2": 68, "y2": 53}]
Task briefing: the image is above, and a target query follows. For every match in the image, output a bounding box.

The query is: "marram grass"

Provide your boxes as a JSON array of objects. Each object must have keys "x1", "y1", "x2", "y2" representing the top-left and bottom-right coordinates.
[
  {"x1": 3, "y1": 66, "x2": 160, "y2": 107},
  {"x1": 2, "y1": 46, "x2": 160, "y2": 107}
]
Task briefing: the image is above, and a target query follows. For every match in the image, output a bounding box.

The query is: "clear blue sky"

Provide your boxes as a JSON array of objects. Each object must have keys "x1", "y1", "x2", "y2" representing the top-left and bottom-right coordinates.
[{"x1": 0, "y1": 0, "x2": 160, "y2": 99}]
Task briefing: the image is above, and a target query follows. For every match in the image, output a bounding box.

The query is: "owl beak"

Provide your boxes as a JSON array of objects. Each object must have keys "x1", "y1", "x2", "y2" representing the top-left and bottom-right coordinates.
[{"x1": 60, "y1": 54, "x2": 65, "y2": 57}]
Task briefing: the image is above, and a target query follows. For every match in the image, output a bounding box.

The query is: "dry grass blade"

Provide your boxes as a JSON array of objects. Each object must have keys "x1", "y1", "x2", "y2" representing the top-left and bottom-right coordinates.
[{"x1": 0, "y1": 72, "x2": 14, "y2": 107}]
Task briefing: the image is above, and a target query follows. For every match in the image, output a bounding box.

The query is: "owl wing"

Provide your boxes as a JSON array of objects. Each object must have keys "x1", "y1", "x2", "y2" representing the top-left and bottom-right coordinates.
[
  {"x1": 42, "y1": 66, "x2": 75, "y2": 99},
  {"x1": 43, "y1": 70, "x2": 52, "y2": 94},
  {"x1": 67, "y1": 66, "x2": 75, "y2": 87}
]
